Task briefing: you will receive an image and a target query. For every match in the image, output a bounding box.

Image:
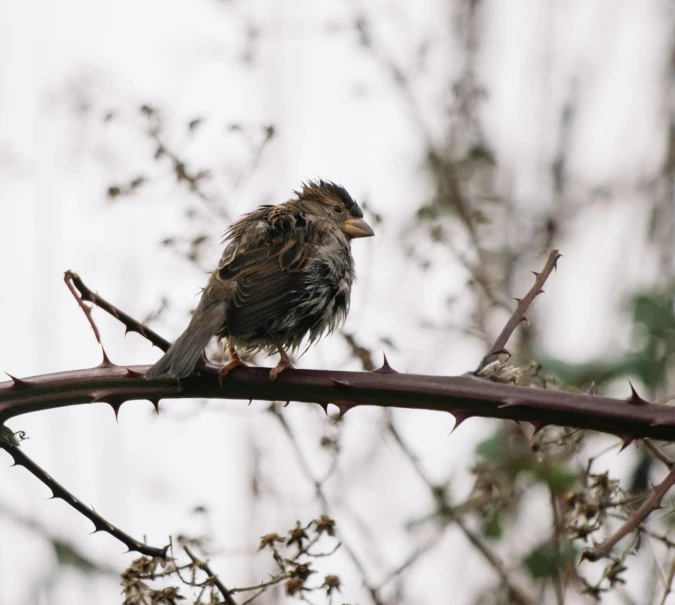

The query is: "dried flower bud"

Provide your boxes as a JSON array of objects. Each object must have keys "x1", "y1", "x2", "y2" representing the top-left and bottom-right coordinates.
[
  {"x1": 258, "y1": 533, "x2": 285, "y2": 551},
  {"x1": 323, "y1": 574, "x2": 341, "y2": 595},
  {"x1": 149, "y1": 586, "x2": 185, "y2": 602},
  {"x1": 292, "y1": 563, "x2": 314, "y2": 581},
  {"x1": 287, "y1": 521, "x2": 309, "y2": 549},
  {"x1": 286, "y1": 577, "x2": 304, "y2": 596},
  {"x1": 314, "y1": 515, "x2": 336, "y2": 537}
]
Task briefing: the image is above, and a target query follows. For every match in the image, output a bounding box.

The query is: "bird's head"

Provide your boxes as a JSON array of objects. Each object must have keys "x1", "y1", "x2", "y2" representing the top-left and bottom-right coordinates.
[{"x1": 294, "y1": 180, "x2": 375, "y2": 239}]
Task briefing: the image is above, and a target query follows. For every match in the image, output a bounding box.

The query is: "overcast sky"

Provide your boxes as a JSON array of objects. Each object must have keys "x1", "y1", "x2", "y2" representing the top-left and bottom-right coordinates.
[{"x1": 1, "y1": 1, "x2": 672, "y2": 603}]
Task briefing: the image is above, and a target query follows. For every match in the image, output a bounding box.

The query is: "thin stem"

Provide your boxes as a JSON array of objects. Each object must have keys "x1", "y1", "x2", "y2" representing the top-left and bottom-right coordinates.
[
  {"x1": 1, "y1": 443, "x2": 167, "y2": 558},
  {"x1": 477, "y1": 249, "x2": 561, "y2": 372},
  {"x1": 583, "y1": 466, "x2": 675, "y2": 562},
  {"x1": 183, "y1": 546, "x2": 238, "y2": 605}
]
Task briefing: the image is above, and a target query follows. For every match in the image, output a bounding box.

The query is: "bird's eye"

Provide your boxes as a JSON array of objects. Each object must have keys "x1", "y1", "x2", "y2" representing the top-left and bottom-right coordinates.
[{"x1": 332, "y1": 205, "x2": 342, "y2": 214}]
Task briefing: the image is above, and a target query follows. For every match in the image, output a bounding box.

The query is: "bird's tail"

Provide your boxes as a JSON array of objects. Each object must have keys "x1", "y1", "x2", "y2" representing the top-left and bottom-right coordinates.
[{"x1": 145, "y1": 300, "x2": 225, "y2": 379}]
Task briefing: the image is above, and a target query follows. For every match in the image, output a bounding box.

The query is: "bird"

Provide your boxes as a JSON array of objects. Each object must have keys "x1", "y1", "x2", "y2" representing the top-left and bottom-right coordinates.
[{"x1": 145, "y1": 180, "x2": 374, "y2": 381}]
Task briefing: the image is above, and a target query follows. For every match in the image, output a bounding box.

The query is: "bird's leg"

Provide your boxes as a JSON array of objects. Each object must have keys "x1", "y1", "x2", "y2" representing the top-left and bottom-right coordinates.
[
  {"x1": 270, "y1": 338, "x2": 294, "y2": 380},
  {"x1": 219, "y1": 342, "x2": 246, "y2": 385}
]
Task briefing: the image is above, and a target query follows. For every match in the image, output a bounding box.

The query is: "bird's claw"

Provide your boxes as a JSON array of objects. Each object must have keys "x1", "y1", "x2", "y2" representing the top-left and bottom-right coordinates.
[
  {"x1": 219, "y1": 358, "x2": 247, "y2": 386},
  {"x1": 269, "y1": 359, "x2": 294, "y2": 381}
]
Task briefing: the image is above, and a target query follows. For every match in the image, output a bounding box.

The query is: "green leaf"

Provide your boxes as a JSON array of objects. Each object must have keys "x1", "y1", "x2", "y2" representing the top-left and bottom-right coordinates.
[
  {"x1": 633, "y1": 294, "x2": 675, "y2": 335},
  {"x1": 539, "y1": 466, "x2": 578, "y2": 495},
  {"x1": 53, "y1": 541, "x2": 99, "y2": 573},
  {"x1": 483, "y1": 513, "x2": 502, "y2": 539},
  {"x1": 475, "y1": 432, "x2": 508, "y2": 460},
  {"x1": 523, "y1": 542, "x2": 574, "y2": 579}
]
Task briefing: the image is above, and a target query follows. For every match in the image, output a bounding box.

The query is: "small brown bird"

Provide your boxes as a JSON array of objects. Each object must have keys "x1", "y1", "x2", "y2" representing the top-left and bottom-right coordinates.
[{"x1": 145, "y1": 180, "x2": 374, "y2": 380}]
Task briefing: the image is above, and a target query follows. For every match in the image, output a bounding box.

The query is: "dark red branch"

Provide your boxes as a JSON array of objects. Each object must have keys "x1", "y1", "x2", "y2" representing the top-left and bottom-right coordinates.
[
  {"x1": 1, "y1": 442, "x2": 167, "y2": 558},
  {"x1": 477, "y1": 250, "x2": 561, "y2": 372},
  {"x1": 65, "y1": 271, "x2": 171, "y2": 352},
  {"x1": 1, "y1": 361, "x2": 675, "y2": 442},
  {"x1": 183, "y1": 546, "x2": 237, "y2": 605},
  {"x1": 582, "y1": 466, "x2": 675, "y2": 562}
]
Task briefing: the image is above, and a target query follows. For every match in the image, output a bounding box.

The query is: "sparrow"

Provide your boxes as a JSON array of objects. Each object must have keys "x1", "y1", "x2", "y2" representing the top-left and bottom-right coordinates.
[{"x1": 145, "y1": 180, "x2": 374, "y2": 380}]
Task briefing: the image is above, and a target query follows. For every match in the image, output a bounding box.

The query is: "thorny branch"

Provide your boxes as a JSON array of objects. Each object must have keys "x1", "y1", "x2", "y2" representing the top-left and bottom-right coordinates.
[
  {"x1": 477, "y1": 249, "x2": 562, "y2": 372},
  {"x1": 1, "y1": 440, "x2": 167, "y2": 558},
  {"x1": 66, "y1": 270, "x2": 171, "y2": 352},
  {"x1": 5, "y1": 360, "x2": 675, "y2": 441},
  {"x1": 4, "y1": 252, "x2": 675, "y2": 597},
  {"x1": 6, "y1": 262, "x2": 675, "y2": 442},
  {"x1": 183, "y1": 545, "x2": 237, "y2": 605},
  {"x1": 582, "y1": 466, "x2": 675, "y2": 563}
]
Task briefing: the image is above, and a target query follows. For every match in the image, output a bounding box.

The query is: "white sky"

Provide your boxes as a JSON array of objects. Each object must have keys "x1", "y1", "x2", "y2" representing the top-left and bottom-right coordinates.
[{"x1": 0, "y1": 0, "x2": 672, "y2": 603}]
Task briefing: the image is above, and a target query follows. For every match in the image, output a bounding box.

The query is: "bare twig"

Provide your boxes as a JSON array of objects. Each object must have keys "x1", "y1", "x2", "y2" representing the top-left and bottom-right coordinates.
[
  {"x1": 184, "y1": 545, "x2": 238, "y2": 605},
  {"x1": 0, "y1": 442, "x2": 167, "y2": 558},
  {"x1": 582, "y1": 466, "x2": 675, "y2": 562},
  {"x1": 386, "y1": 417, "x2": 539, "y2": 605},
  {"x1": 643, "y1": 440, "x2": 674, "y2": 469},
  {"x1": 455, "y1": 517, "x2": 540, "y2": 605},
  {"x1": 549, "y1": 487, "x2": 566, "y2": 605},
  {"x1": 659, "y1": 555, "x2": 675, "y2": 605},
  {"x1": 64, "y1": 271, "x2": 104, "y2": 347},
  {"x1": 143, "y1": 108, "x2": 231, "y2": 221},
  {"x1": 269, "y1": 408, "x2": 386, "y2": 605},
  {"x1": 65, "y1": 270, "x2": 171, "y2": 351},
  {"x1": 477, "y1": 250, "x2": 561, "y2": 372}
]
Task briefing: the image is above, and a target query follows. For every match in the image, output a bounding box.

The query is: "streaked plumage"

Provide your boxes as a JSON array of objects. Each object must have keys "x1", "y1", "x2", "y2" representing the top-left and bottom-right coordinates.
[{"x1": 145, "y1": 180, "x2": 374, "y2": 380}]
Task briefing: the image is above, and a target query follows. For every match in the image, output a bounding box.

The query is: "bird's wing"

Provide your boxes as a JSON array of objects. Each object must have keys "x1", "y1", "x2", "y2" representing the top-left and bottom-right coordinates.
[{"x1": 216, "y1": 208, "x2": 319, "y2": 336}]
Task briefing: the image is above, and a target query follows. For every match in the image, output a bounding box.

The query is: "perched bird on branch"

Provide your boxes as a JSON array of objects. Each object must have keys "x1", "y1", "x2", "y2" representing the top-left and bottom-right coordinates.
[{"x1": 145, "y1": 180, "x2": 374, "y2": 380}]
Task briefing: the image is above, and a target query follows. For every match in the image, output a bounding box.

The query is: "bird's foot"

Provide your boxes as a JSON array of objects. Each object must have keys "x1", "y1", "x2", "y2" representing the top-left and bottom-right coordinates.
[
  {"x1": 218, "y1": 357, "x2": 247, "y2": 386},
  {"x1": 270, "y1": 358, "x2": 294, "y2": 381}
]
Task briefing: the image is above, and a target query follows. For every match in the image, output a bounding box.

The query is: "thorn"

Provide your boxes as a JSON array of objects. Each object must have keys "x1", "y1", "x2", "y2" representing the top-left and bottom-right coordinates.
[
  {"x1": 148, "y1": 399, "x2": 160, "y2": 414},
  {"x1": 124, "y1": 326, "x2": 137, "y2": 336},
  {"x1": 318, "y1": 402, "x2": 329, "y2": 415},
  {"x1": 5, "y1": 373, "x2": 33, "y2": 389},
  {"x1": 331, "y1": 378, "x2": 353, "y2": 388},
  {"x1": 531, "y1": 271, "x2": 540, "y2": 278},
  {"x1": 247, "y1": 399, "x2": 253, "y2": 406},
  {"x1": 374, "y1": 352, "x2": 398, "y2": 374},
  {"x1": 450, "y1": 411, "x2": 470, "y2": 433},
  {"x1": 513, "y1": 297, "x2": 521, "y2": 303},
  {"x1": 536, "y1": 288, "x2": 545, "y2": 295},
  {"x1": 124, "y1": 367, "x2": 143, "y2": 377},
  {"x1": 98, "y1": 347, "x2": 116, "y2": 368},
  {"x1": 579, "y1": 549, "x2": 594, "y2": 563},
  {"x1": 530, "y1": 421, "x2": 547, "y2": 435},
  {"x1": 520, "y1": 316, "x2": 529, "y2": 325},
  {"x1": 499, "y1": 398, "x2": 523, "y2": 408},
  {"x1": 490, "y1": 348, "x2": 510, "y2": 358},
  {"x1": 617, "y1": 434, "x2": 634, "y2": 452},
  {"x1": 626, "y1": 380, "x2": 649, "y2": 405},
  {"x1": 283, "y1": 401, "x2": 291, "y2": 407},
  {"x1": 333, "y1": 401, "x2": 356, "y2": 421},
  {"x1": 108, "y1": 401, "x2": 122, "y2": 421},
  {"x1": 585, "y1": 382, "x2": 596, "y2": 395}
]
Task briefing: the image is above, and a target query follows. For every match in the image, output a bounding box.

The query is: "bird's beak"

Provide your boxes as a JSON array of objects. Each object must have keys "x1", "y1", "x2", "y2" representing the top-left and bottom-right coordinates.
[{"x1": 342, "y1": 217, "x2": 375, "y2": 238}]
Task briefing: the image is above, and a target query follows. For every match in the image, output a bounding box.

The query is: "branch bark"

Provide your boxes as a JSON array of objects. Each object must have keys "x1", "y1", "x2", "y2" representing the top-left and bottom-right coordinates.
[
  {"x1": 582, "y1": 466, "x2": 675, "y2": 562},
  {"x1": 477, "y1": 249, "x2": 561, "y2": 372},
  {"x1": 1, "y1": 361, "x2": 674, "y2": 443}
]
